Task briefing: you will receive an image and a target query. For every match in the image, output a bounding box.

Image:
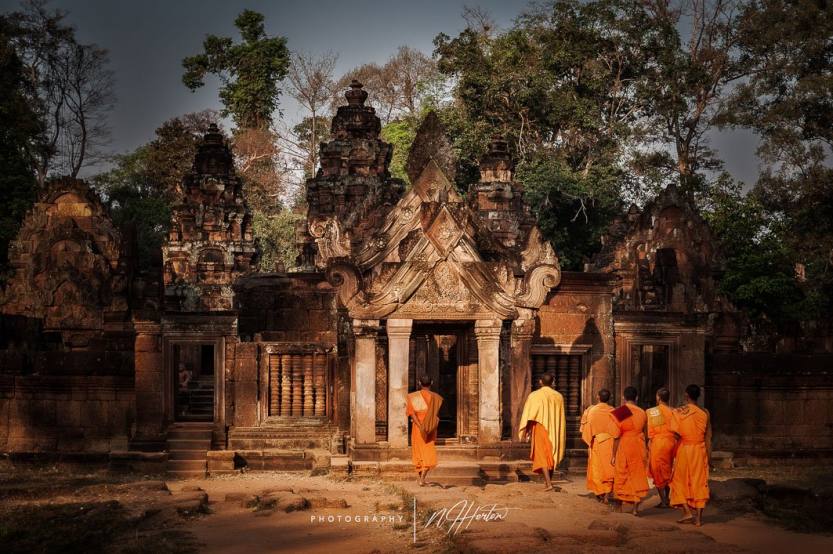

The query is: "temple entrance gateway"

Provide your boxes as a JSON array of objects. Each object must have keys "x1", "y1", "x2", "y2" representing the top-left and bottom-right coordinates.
[{"x1": 408, "y1": 322, "x2": 476, "y2": 440}]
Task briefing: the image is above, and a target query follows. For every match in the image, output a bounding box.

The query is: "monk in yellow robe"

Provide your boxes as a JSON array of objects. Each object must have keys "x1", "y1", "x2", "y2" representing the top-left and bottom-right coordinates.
[
  {"x1": 406, "y1": 375, "x2": 443, "y2": 486},
  {"x1": 669, "y1": 384, "x2": 712, "y2": 526},
  {"x1": 611, "y1": 386, "x2": 649, "y2": 514},
  {"x1": 647, "y1": 386, "x2": 677, "y2": 508},
  {"x1": 519, "y1": 373, "x2": 566, "y2": 491},
  {"x1": 580, "y1": 389, "x2": 620, "y2": 503}
]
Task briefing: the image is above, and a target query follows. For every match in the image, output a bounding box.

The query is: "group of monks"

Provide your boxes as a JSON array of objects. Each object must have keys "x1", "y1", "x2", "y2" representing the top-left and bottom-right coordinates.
[
  {"x1": 579, "y1": 383, "x2": 712, "y2": 526},
  {"x1": 405, "y1": 373, "x2": 711, "y2": 526}
]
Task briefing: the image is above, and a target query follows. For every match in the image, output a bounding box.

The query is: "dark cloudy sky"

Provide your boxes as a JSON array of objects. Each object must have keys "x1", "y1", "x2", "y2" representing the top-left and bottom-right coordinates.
[{"x1": 0, "y1": 0, "x2": 761, "y2": 184}]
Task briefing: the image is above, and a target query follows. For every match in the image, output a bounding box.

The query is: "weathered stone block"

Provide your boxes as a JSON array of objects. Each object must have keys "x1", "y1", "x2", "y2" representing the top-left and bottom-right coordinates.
[{"x1": 135, "y1": 334, "x2": 160, "y2": 353}]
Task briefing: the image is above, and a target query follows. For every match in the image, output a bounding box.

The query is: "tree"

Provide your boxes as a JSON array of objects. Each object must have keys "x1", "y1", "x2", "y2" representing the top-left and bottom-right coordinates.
[
  {"x1": 434, "y1": 0, "x2": 658, "y2": 267},
  {"x1": 287, "y1": 115, "x2": 331, "y2": 179},
  {"x1": 636, "y1": 0, "x2": 754, "y2": 193},
  {"x1": 182, "y1": 9, "x2": 290, "y2": 130},
  {"x1": 7, "y1": 0, "x2": 115, "y2": 183},
  {"x1": 287, "y1": 51, "x2": 337, "y2": 176},
  {"x1": 0, "y1": 19, "x2": 40, "y2": 280},
  {"x1": 335, "y1": 46, "x2": 441, "y2": 124},
  {"x1": 713, "y1": 0, "x2": 833, "y2": 329}
]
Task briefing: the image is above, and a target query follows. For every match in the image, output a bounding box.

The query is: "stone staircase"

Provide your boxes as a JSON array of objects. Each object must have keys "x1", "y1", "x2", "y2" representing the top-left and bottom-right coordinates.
[
  {"x1": 166, "y1": 422, "x2": 213, "y2": 478},
  {"x1": 225, "y1": 418, "x2": 340, "y2": 472},
  {"x1": 228, "y1": 418, "x2": 340, "y2": 451}
]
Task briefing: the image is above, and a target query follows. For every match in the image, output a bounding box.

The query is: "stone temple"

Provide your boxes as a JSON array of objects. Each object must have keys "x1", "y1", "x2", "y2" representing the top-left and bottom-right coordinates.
[{"x1": 1, "y1": 81, "x2": 831, "y2": 477}]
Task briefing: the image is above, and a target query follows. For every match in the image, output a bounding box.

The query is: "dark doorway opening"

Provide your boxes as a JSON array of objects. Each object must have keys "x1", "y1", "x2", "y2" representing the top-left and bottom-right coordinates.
[
  {"x1": 631, "y1": 344, "x2": 669, "y2": 410},
  {"x1": 173, "y1": 343, "x2": 215, "y2": 422},
  {"x1": 410, "y1": 322, "x2": 472, "y2": 439}
]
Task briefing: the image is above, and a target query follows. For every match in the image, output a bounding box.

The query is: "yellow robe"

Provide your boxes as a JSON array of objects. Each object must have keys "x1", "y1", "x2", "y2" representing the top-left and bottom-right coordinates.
[{"x1": 518, "y1": 386, "x2": 566, "y2": 467}]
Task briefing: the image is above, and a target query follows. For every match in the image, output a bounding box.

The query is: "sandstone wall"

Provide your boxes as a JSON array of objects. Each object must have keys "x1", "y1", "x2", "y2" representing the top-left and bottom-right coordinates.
[
  {"x1": 707, "y1": 353, "x2": 833, "y2": 455},
  {"x1": 235, "y1": 273, "x2": 337, "y2": 345},
  {"x1": 536, "y1": 271, "x2": 615, "y2": 412},
  {"x1": 0, "y1": 375, "x2": 134, "y2": 452}
]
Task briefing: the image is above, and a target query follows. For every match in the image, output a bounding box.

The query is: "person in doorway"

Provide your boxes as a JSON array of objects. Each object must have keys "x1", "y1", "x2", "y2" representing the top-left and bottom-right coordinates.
[
  {"x1": 580, "y1": 389, "x2": 620, "y2": 503},
  {"x1": 611, "y1": 386, "x2": 649, "y2": 515},
  {"x1": 177, "y1": 363, "x2": 193, "y2": 417},
  {"x1": 406, "y1": 375, "x2": 443, "y2": 486},
  {"x1": 519, "y1": 373, "x2": 566, "y2": 491},
  {"x1": 669, "y1": 384, "x2": 711, "y2": 526},
  {"x1": 647, "y1": 386, "x2": 677, "y2": 508}
]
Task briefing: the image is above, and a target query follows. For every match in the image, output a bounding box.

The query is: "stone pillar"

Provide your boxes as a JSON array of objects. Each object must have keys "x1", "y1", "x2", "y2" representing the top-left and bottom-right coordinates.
[
  {"x1": 303, "y1": 354, "x2": 314, "y2": 416},
  {"x1": 313, "y1": 353, "x2": 327, "y2": 416},
  {"x1": 475, "y1": 319, "x2": 502, "y2": 444},
  {"x1": 291, "y1": 353, "x2": 302, "y2": 416},
  {"x1": 510, "y1": 316, "x2": 535, "y2": 440},
  {"x1": 353, "y1": 320, "x2": 379, "y2": 445},
  {"x1": 387, "y1": 319, "x2": 413, "y2": 449},
  {"x1": 133, "y1": 321, "x2": 164, "y2": 443},
  {"x1": 280, "y1": 353, "x2": 292, "y2": 416}
]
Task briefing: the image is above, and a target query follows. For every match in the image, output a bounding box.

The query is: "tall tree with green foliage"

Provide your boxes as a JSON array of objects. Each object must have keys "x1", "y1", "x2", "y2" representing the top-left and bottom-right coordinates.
[
  {"x1": 182, "y1": 9, "x2": 290, "y2": 130},
  {"x1": 434, "y1": 0, "x2": 657, "y2": 268},
  {"x1": 709, "y1": 0, "x2": 833, "y2": 330}
]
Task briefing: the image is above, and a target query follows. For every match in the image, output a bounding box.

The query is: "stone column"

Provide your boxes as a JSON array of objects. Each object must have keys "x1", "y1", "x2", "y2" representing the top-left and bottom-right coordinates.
[
  {"x1": 133, "y1": 321, "x2": 164, "y2": 443},
  {"x1": 387, "y1": 319, "x2": 413, "y2": 449},
  {"x1": 475, "y1": 319, "x2": 502, "y2": 444},
  {"x1": 510, "y1": 316, "x2": 535, "y2": 440},
  {"x1": 353, "y1": 320, "x2": 379, "y2": 445}
]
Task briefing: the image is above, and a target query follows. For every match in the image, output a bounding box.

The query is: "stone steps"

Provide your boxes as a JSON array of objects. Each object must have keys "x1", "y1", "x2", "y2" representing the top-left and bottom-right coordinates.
[
  {"x1": 228, "y1": 423, "x2": 338, "y2": 450},
  {"x1": 166, "y1": 423, "x2": 213, "y2": 478}
]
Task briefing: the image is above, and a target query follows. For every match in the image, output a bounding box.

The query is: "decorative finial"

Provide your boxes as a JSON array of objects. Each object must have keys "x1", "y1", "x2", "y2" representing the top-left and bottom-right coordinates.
[{"x1": 345, "y1": 79, "x2": 368, "y2": 107}]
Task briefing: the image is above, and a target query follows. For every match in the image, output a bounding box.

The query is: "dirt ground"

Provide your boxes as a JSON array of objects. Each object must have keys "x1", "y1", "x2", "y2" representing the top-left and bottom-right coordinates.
[{"x1": 1, "y1": 462, "x2": 832, "y2": 553}]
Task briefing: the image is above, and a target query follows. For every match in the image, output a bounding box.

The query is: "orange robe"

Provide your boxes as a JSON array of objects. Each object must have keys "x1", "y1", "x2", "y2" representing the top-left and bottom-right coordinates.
[
  {"x1": 528, "y1": 421, "x2": 554, "y2": 474},
  {"x1": 406, "y1": 390, "x2": 437, "y2": 472},
  {"x1": 580, "y1": 403, "x2": 620, "y2": 495},
  {"x1": 647, "y1": 404, "x2": 677, "y2": 489},
  {"x1": 669, "y1": 404, "x2": 710, "y2": 509},
  {"x1": 613, "y1": 404, "x2": 649, "y2": 503}
]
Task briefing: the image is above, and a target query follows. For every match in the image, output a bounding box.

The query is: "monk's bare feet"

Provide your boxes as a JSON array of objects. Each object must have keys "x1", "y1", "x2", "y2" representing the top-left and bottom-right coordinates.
[
  {"x1": 543, "y1": 485, "x2": 554, "y2": 492},
  {"x1": 677, "y1": 515, "x2": 695, "y2": 524}
]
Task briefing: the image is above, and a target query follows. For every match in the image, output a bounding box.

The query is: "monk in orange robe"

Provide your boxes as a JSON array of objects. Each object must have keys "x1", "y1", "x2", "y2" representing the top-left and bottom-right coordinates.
[
  {"x1": 406, "y1": 374, "x2": 443, "y2": 486},
  {"x1": 519, "y1": 373, "x2": 566, "y2": 491},
  {"x1": 647, "y1": 386, "x2": 677, "y2": 508},
  {"x1": 580, "y1": 389, "x2": 620, "y2": 503},
  {"x1": 669, "y1": 384, "x2": 712, "y2": 526},
  {"x1": 611, "y1": 386, "x2": 649, "y2": 514}
]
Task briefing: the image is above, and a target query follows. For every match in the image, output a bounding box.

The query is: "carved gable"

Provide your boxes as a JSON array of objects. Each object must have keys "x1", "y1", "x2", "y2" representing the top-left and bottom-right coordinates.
[
  {"x1": 0, "y1": 178, "x2": 130, "y2": 346},
  {"x1": 591, "y1": 183, "x2": 730, "y2": 315},
  {"x1": 305, "y1": 103, "x2": 562, "y2": 321}
]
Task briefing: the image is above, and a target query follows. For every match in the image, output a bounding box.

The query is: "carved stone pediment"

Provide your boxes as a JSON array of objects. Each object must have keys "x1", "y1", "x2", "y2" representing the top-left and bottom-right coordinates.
[{"x1": 305, "y1": 93, "x2": 562, "y2": 322}]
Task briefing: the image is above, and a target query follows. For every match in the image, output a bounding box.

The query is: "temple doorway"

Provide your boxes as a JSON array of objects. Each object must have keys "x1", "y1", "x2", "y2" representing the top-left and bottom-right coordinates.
[
  {"x1": 408, "y1": 322, "x2": 475, "y2": 440},
  {"x1": 630, "y1": 343, "x2": 669, "y2": 410},
  {"x1": 172, "y1": 342, "x2": 215, "y2": 422}
]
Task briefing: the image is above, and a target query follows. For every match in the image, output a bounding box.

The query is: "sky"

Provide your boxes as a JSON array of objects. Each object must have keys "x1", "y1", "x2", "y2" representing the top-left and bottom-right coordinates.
[{"x1": 0, "y1": 0, "x2": 762, "y2": 184}]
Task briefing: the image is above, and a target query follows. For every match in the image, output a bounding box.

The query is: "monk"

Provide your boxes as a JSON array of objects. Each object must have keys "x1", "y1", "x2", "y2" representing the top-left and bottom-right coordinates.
[
  {"x1": 580, "y1": 389, "x2": 620, "y2": 503},
  {"x1": 647, "y1": 386, "x2": 677, "y2": 508},
  {"x1": 406, "y1": 375, "x2": 443, "y2": 486},
  {"x1": 669, "y1": 384, "x2": 712, "y2": 526},
  {"x1": 611, "y1": 386, "x2": 649, "y2": 515},
  {"x1": 519, "y1": 373, "x2": 566, "y2": 491}
]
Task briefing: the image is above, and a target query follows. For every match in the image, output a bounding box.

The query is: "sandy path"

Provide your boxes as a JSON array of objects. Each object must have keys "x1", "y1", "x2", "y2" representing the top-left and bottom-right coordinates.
[{"x1": 170, "y1": 472, "x2": 833, "y2": 553}]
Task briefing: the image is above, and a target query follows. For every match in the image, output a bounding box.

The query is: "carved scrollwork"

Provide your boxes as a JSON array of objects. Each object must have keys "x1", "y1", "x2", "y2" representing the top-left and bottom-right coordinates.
[{"x1": 517, "y1": 263, "x2": 561, "y2": 309}]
